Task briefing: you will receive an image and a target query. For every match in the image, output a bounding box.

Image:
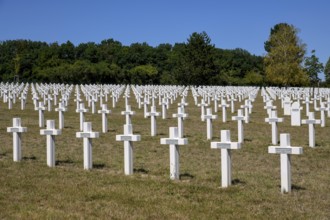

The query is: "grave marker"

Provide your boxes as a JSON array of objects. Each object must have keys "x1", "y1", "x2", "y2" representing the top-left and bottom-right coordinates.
[
  {"x1": 160, "y1": 127, "x2": 188, "y2": 180},
  {"x1": 268, "y1": 133, "x2": 303, "y2": 193},
  {"x1": 40, "y1": 120, "x2": 61, "y2": 167},
  {"x1": 211, "y1": 130, "x2": 241, "y2": 187},
  {"x1": 7, "y1": 118, "x2": 27, "y2": 162}
]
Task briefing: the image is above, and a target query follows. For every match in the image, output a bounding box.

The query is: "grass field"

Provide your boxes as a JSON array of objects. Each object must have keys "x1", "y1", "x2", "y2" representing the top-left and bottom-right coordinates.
[{"x1": 0, "y1": 86, "x2": 329, "y2": 219}]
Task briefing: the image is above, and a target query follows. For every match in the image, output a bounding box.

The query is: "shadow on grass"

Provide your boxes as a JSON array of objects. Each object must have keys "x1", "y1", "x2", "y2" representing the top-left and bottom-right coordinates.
[
  {"x1": 134, "y1": 168, "x2": 149, "y2": 174},
  {"x1": 180, "y1": 172, "x2": 194, "y2": 180},
  {"x1": 0, "y1": 152, "x2": 7, "y2": 157},
  {"x1": 244, "y1": 138, "x2": 252, "y2": 142},
  {"x1": 108, "y1": 129, "x2": 117, "y2": 132},
  {"x1": 277, "y1": 184, "x2": 306, "y2": 191},
  {"x1": 291, "y1": 184, "x2": 306, "y2": 191},
  {"x1": 64, "y1": 126, "x2": 74, "y2": 129},
  {"x1": 93, "y1": 163, "x2": 106, "y2": 169},
  {"x1": 23, "y1": 156, "x2": 36, "y2": 160},
  {"x1": 232, "y1": 179, "x2": 246, "y2": 185},
  {"x1": 56, "y1": 159, "x2": 74, "y2": 166}
]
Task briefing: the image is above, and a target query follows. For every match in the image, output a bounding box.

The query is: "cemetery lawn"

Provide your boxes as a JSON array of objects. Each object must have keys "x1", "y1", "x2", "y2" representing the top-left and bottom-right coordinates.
[{"x1": 0, "y1": 89, "x2": 330, "y2": 219}]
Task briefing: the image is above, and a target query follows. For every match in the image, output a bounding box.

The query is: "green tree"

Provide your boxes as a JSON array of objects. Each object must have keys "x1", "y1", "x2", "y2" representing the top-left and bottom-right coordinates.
[
  {"x1": 129, "y1": 64, "x2": 158, "y2": 84},
  {"x1": 264, "y1": 23, "x2": 308, "y2": 86},
  {"x1": 324, "y1": 57, "x2": 330, "y2": 84},
  {"x1": 177, "y1": 32, "x2": 217, "y2": 85},
  {"x1": 304, "y1": 50, "x2": 324, "y2": 86}
]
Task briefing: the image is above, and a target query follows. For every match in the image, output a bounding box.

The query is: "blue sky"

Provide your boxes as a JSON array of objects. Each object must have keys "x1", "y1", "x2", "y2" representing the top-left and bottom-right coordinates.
[{"x1": 0, "y1": 0, "x2": 329, "y2": 78}]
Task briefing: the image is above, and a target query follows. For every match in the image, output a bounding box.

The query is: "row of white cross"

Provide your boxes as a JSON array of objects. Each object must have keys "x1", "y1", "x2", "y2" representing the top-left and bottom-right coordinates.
[{"x1": 3, "y1": 83, "x2": 330, "y2": 194}]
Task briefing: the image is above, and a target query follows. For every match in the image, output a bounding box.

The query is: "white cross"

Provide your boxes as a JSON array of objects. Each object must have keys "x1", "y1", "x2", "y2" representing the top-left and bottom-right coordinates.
[
  {"x1": 160, "y1": 127, "x2": 188, "y2": 180},
  {"x1": 219, "y1": 98, "x2": 229, "y2": 123},
  {"x1": 116, "y1": 124, "x2": 141, "y2": 175},
  {"x1": 160, "y1": 98, "x2": 168, "y2": 119},
  {"x1": 198, "y1": 99, "x2": 209, "y2": 122},
  {"x1": 76, "y1": 103, "x2": 89, "y2": 131},
  {"x1": 35, "y1": 102, "x2": 46, "y2": 127},
  {"x1": 301, "y1": 112, "x2": 321, "y2": 147},
  {"x1": 203, "y1": 108, "x2": 217, "y2": 140},
  {"x1": 265, "y1": 110, "x2": 284, "y2": 145},
  {"x1": 121, "y1": 105, "x2": 135, "y2": 125},
  {"x1": 98, "y1": 104, "x2": 111, "y2": 133},
  {"x1": 302, "y1": 97, "x2": 311, "y2": 116},
  {"x1": 172, "y1": 107, "x2": 188, "y2": 138},
  {"x1": 211, "y1": 130, "x2": 241, "y2": 187},
  {"x1": 240, "y1": 100, "x2": 250, "y2": 123},
  {"x1": 7, "y1": 118, "x2": 27, "y2": 162},
  {"x1": 55, "y1": 102, "x2": 67, "y2": 129},
  {"x1": 76, "y1": 122, "x2": 99, "y2": 170},
  {"x1": 268, "y1": 133, "x2": 303, "y2": 193},
  {"x1": 40, "y1": 120, "x2": 61, "y2": 167},
  {"x1": 317, "y1": 102, "x2": 327, "y2": 127},
  {"x1": 232, "y1": 109, "x2": 245, "y2": 143},
  {"x1": 146, "y1": 106, "x2": 161, "y2": 136}
]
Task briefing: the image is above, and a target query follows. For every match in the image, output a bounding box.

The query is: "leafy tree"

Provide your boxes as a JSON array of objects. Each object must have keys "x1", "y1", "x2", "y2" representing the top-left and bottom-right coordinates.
[
  {"x1": 264, "y1": 23, "x2": 309, "y2": 86},
  {"x1": 129, "y1": 64, "x2": 158, "y2": 84},
  {"x1": 177, "y1": 32, "x2": 217, "y2": 85},
  {"x1": 324, "y1": 57, "x2": 330, "y2": 84},
  {"x1": 304, "y1": 50, "x2": 324, "y2": 86}
]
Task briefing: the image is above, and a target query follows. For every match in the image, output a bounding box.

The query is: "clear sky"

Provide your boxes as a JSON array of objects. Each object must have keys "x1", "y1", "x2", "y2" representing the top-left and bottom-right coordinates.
[{"x1": 0, "y1": 0, "x2": 329, "y2": 78}]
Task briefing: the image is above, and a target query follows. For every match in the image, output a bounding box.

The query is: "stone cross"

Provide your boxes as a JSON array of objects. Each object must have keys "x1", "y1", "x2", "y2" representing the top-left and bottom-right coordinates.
[
  {"x1": 35, "y1": 102, "x2": 46, "y2": 127},
  {"x1": 40, "y1": 120, "x2": 61, "y2": 167},
  {"x1": 228, "y1": 96, "x2": 237, "y2": 113},
  {"x1": 76, "y1": 102, "x2": 89, "y2": 131},
  {"x1": 301, "y1": 112, "x2": 321, "y2": 147},
  {"x1": 98, "y1": 104, "x2": 111, "y2": 133},
  {"x1": 240, "y1": 100, "x2": 250, "y2": 123},
  {"x1": 19, "y1": 94, "x2": 27, "y2": 110},
  {"x1": 290, "y1": 102, "x2": 302, "y2": 126},
  {"x1": 7, "y1": 118, "x2": 27, "y2": 162},
  {"x1": 203, "y1": 108, "x2": 217, "y2": 140},
  {"x1": 116, "y1": 124, "x2": 141, "y2": 175},
  {"x1": 212, "y1": 95, "x2": 220, "y2": 112},
  {"x1": 76, "y1": 122, "x2": 99, "y2": 170},
  {"x1": 264, "y1": 100, "x2": 276, "y2": 117},
  {"x1": 172, "y1": 107, "x2": 188, "y2": 138},
  {"x1": 232, "y1": 109, "x2": 245, "y2": 143},
  {"x1": 160, "y1": 98, "x2": 168, "y2": 119},
  {"x1": 211, "y1": 130, "x2": 241, "y2": 187},
  {"x1": 45, "y1": 94, "x2": 53, "y2": 111},
  {"x1": 265, "y1": 110, "x2": 284, "y2": 145},
  {"x1": 268, "y1": 133, "x2": 303, "y2": 193},
  {"x1": 146, "y1": 106, "x2": 160, "y2": 136},
  {"x1": 302, "y1": 96, "x2": 311, "y2": 116},
  {"x1": 143, "y1": 97, "x2": 149, "y2": 118},
  {"x1": 160, "y1": 127, "x2": 188, "y2": 180},
  {"x1": 198, "y1": 99, "x2": 208, "y2": 122},
  {"x1": 219, "y1": 98, "x2": 229, "y2": 123},
  {"x1": 317, "y1": 102, "x2": 327, "y2": 127},
  {"x1": 55, "y1": 102, "x2": 67, "y2": 129},
  {"x1": 121, "y1": 105, "x2": 135, "y2": 125}
]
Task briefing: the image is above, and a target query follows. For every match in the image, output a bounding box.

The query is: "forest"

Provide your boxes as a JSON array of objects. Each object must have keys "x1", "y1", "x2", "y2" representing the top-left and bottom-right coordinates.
[
  {"x1": 0, "y1": 32, "x2": 263, "y2": 85},
  {"x1": 0, "y1": 25, "x2": 328, "y2": 86}
]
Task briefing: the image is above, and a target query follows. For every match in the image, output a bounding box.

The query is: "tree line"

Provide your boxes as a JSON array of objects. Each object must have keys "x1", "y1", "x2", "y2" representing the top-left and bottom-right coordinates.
[{"x1": 0, "y1": 23, "x2": 329, "y2": 86}]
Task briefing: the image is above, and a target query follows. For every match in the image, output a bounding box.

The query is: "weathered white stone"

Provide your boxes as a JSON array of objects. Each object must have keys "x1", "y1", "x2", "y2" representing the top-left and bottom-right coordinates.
[
  {"x1": 268, "y1": 133, "x2": 303, "y2": 193},
  {"x1": 116, "y1": 124, "x2": 141, "y2": 175},
  {"x1": 160, "y1": 127, "x2": 188, "y2": 180},
  {"x1": 40, "y1": 120, "x2": 61, "y2": 167},
  {"x1": 7, "y1": 118, "x2": 27, "y2": 162},
  {"x1": 211, "y1": 130, "x2": 241, "y2": 187},
  {"x1": 301, "y1": 112, "x2": 321, "y2": 147},
  {"x1": 76, "y1": 122, "x2": 99, "y2": 170}
]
